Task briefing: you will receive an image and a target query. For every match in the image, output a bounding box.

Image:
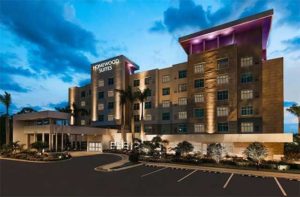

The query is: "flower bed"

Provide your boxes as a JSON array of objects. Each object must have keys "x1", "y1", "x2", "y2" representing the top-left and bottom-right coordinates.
[{"x1": 0, "y1": 150, "x2": 71, "y2": 161}]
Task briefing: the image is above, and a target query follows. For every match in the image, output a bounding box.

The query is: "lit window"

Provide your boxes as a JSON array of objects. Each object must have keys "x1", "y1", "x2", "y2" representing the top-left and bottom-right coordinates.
[
  {"x1": 162, "y1": 75, "x2": 171, "y2": 83},
  {"x1": 241, "y1": 106, "x2": 253, "y2": 116},
  {"x1": 98, "y1": 103, "x2": 104, "y2": 110},
  {"x1": 162, "y1": 100, "x2": 170, "y2": 108},
  {"x1": 81, "y1": 101, "x2": 86, "y2": 107},
  {"x1": 145, "y1": 77, "x2": 152, "y2": 85},
  {"x1": 241, "y1": 90, "x2": 253, "y2": 100},
  {"x1": 194, "y1": 63, "x2": 204, "y2": 73},
  {"x1": 178, "y1": 111, "x2": 187, "y2": 119},
  {"x1": 194, "y1": 109, "x2": 204, "y2": 118},
  {"x1": 217, "y1": 90, "x2": 228, "y2": 100},
  {"x1": 217, "y1": 75, "x2": 229, "y2": 84},
  {"x1": 108, "y1": 115, "x2": 114, "y2": 121},
  {"x1": 194, "y1": 124, "x2": 205, "y2": 133},
  {"x1": 162, "y1": 88, "x2": 170, "y2": 95},
  {"x1": 241, "y1": 57, "x2": 253, "y2": 67},
  {"x1": 178, "y1": 84, "x2": 187, "y2": 92},
  {"x1": 241, "y1": 122, "x2": 253, "y2": 132},
  {"x1": 217, "y1": 107, "x2": 229, "y2": 117},
  {"x1": 195, "y1": 94, "x2": 204, "y2": 103},
  {"x1": 108, "y1": 90, "x2": 114, "y2": 97},
  {"x1": 178, "y1": 97, "x2": 187, "y2": 105},
  {"x1": 145, "y1": 114, "x2": 152, "y2": 121},
  {"x1": 80, "y1": 120, "x2": 85, "y2": 126},
  {"x1": 133, "y1": 79, "x2": 140, "y2": 87},
  {"x1": 218, "y1": 122, "x2": 228, "y2": 132},
  {"x1": 217, "y1": 58, "x2": 228, "y2": 70},
  {"x1": 98, "y1": 80, "x2": 104, "y2": 87},
  {"x1": 178, "y1": 70, "x2": 187, "y2": 78}
]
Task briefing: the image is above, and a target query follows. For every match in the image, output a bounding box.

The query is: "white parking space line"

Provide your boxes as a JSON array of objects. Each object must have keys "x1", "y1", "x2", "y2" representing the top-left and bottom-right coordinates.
[
  {"x1": 177, "y1": 170, "x2": 197, "y2": 182},
  {"x1": 274, "y1": 177, "x2": 287, "y2": 196},
  {"x1": 141, "y1": 167, "x2": 168, "y2": 178},
  {"x1": 223, "y1": 173, "x2": 234, "y2": 189}
]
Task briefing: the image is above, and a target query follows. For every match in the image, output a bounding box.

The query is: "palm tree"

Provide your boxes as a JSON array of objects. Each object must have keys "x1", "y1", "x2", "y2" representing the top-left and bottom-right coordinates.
[
  {"x1": 135, "y1": 88, "x2": 151, "y2": 141},
  {"x1": 287, "y1": 104, "x2": 300, "y2": 134},
  {"x1": 17, "y1": 107, "x2": 37, "y2": 114},
  {"x1": 125, "y1": 86, "x2": 137, "y2": 143},
  {"x1": 0, "y1": 92, "x2": 11, "y2": 145},
  {"x1": 115, "y1": 88, "x2": 128, "y2": 141},
  {"x1": 71, "y1": 103, "x2": 88, "y2": 126},
  {"x1": 55, "y1": 105, "x2": 71, "y2": 113}
]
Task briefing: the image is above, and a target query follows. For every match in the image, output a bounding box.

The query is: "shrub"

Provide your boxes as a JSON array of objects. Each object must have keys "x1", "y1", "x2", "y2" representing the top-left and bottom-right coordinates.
[
  {"x1": 129, "y1": 151, "x2": 139, "y2": 162},
  {"x1": 173, "y1": 141, "x2": 194, "y2": 157},
  {"x1": 31, "y1": 141, "x2": 48, "y2": 153},
  {"x1": 243, "y1": 142, "x2": 268, "y2": 169},
  {"x1": 207, "y1": 143, "x2": 226, "y2": 164}
]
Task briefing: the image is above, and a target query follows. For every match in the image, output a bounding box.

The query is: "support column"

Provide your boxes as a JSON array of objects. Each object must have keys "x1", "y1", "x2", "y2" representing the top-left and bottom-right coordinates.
[
  {"x1": 49, "y1": 134, "x2": 52, "y2": 150},
  {"x1": 75, "y1": 135, "x2": 78, "y2": 150},
  {"x1": 55, "y1": 133, "x2": 58, "y2": 152},
  {"x1": 42, "y1": 133, "x2": 45, "y2": 143},
  {"x1": 34, "y1": 133, "x2": 37, "y2": 142},
  {"x1": 61, "y1": 133, "x2": 64, "y2": 151}
]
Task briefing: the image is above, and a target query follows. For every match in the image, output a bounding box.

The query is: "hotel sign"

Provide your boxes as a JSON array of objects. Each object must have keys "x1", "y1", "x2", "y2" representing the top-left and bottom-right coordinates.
[{"x1": 93, "y1": 58, "x2": 120, "y2": 73}]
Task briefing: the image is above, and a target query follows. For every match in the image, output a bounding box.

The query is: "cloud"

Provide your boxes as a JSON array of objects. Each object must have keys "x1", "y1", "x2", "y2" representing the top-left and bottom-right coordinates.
[
  {"x1": 79, "y1": 78, "x2": 91, "y2": 86},
  {"x1": 0, "y1": 81, "x2": 30, "y2": 93},
  {"x1": 0, "y1": 0, "x2": 97, "y2": 82},
  {"x1": 47, "y1": 101, "x2": 68, "y2": 109},
  {"x1": 282, "y1": 37, "x2": 300, "y2": 51},
  {"x1": 149, "y1": 21, "x2": 166, "y2": 33}
]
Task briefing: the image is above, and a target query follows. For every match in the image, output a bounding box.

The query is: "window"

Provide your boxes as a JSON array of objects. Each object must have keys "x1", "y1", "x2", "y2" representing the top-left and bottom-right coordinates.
[
  {"x1": 133, "y1": 79, "x2": 140, "y2": 87},
  {"x1": 81, "y1": 101, "x2": 86, "y2": 107},
  {"x1": 217, "y1": 58, "x2": 229, "y2": 70},
  {"x1": 98, "y1": 92, "x2": 104, "y2": 99},
  {"x1": 178, "y1": 70, "x2": 187, "y2": 78},
  {"x1": 194, "y1": 108, "x2": 204, "y2": 118},
  {"x1": 178, "y1": 111, "x2": 187, "y2": 119},
  {"x1": 98, "y1": 80, "x2": 104, "y2": 87},
  {"x1": 145, "y1": 114, "x2": 152, "y2": 121},
  {"x1": 81, "y1": 91, "x2": 86, "y2": 98},
  {"x1": 217, "y1": 75, "x2": 229, "y2": 85},
  {"x1": 146, "y1": 89, "x2": 152, "y2": 97},
  {"x1": 241, "y1": 57, "x2": 253, "y2": 67},
  {"x1": 162, "y1": 88, "x2": 170, "y2": 95},
  {"x1": 98, "y1": 115, "x2": 104, "y2": 121},
  {"x1": 217, "y1": 107, "x2": 229, "y2": 117},
  {"x1": 108, "y1": 115, "x2": 114, "y2": 121},
  {"x1": 241, "y1": 122, "x2": 254, "y2": 132},
  {"x1": 195, "y1": 124, "x2": 205, "y2": 132},
  {"x1": 134, "y1": 115, "x2": 140, "y2": 122},
  {"x1": 162, "y1": 75, "x2": 170, "y2": 83},
  {"x1": 135, "y1": 125, "x2": 141, "y2": 132},
  {"x1": 218, "y1": 122, "x2": 229, "y2": 132},
  {"x1": 108, "y1": 90, "x2": 114, "y2": 97},
  {"x1": 108, "y1": 102, "x2": 114, "y2": 109},
  {"x1": 195, "y1": 94, "x2": 204, "y2": 103},
  {"x1": 145, "y1": 102, "x2": 151, "y2": 109},
  {"x1": 194, "y1": 79, "x2": 204, "y2": 88},
  {"x1": 178, "y1": 97, "x2": 187, "y2": 105},
  {"x1": 98, "y1": 103, "x2": 104, "y2": 111},
  {"x1": 162, "y1": 100, "x2": 170, "y2": 108},
  {"x1": 80, "y1": 120, "x2": 85, "y2": 126},
  {"x1": 241, "y1": 106, "x2": 253, "y2": 116},
  {"x1": 241, "y1": 73, "x2": 253, "y2": 83},
  {"x1": 108, "y1": 78, "x2": 114, "y2": 85},
  {"x1": 178, "y1": 124, "x2": 187, "y2": 133},
  {"x1": 145, "y1": 77, "x2": 152, "y2": 85},
  {"x1": 194, "y1": 63, "x2": 204, "y2": 73},
  {"x1": 178, "y1": 84, "x2": 187, "y2": 92},
  {"x1": 217, "y1": 90, "x2": 228, "y2": 100},
  {"x1": 145, "y1": 125, "x2": 152, "y2": 132},
  {"x1": 241, "y1": 90, "x2": 253, "y2": 100},
  {"x1": 133, "y1": 103, "x2": 140, "y2": 110},
  {"x1": 162, "y1": 112, "x2": 170, "y2": 120}
]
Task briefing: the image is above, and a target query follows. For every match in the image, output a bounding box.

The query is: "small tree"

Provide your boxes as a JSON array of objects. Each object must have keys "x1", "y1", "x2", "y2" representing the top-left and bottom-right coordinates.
[
  {"x1": 141, "y1": 141, "x2": 155, "y2": 155},
  {"x1": 31, "y1": 141, "x2": 48, "y2": 153},
  {"x1": 174, "y1": 141, "x2": 194, "y2": 157},
  {"x1": 11, "y1": 141, "x2": 24, "y2": 154},
  {"x1": 207, "y1": 143, "x2": 226, "y2": 163},
  {"x1": 243, "y1": 142, "x2": 268, "y2": 169}
]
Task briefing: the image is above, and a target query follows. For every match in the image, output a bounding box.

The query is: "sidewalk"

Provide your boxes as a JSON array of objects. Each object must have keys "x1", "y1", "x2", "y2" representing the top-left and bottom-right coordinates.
[
  {"x1": 144, "y1": 162, "x2": 300, "y2": 180},
  {"x1": 94, "y1": 153, "x2": 129, "y2": 172}
]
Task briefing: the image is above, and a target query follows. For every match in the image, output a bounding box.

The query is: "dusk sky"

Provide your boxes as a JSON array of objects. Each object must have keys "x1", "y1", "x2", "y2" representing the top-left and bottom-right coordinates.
[{"x1": 0, "y1": 0, "x2": 299, "y2": 132}]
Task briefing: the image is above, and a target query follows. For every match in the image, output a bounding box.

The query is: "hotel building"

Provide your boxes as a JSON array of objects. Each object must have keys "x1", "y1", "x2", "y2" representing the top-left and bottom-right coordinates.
[{"x1": 13, "y1": 10, "x2": 292, "y2": 158}]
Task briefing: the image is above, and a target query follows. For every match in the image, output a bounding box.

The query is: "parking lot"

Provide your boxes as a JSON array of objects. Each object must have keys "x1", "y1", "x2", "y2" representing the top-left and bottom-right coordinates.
[{"x1": 1, "y1": 154, "x2": 299, "y2": 196}]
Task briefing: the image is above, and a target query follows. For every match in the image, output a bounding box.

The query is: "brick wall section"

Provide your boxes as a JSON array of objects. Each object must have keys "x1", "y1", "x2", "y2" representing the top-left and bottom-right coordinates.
[{"x1": 262, "y1": 57, "x2": 284, "y2": 133}]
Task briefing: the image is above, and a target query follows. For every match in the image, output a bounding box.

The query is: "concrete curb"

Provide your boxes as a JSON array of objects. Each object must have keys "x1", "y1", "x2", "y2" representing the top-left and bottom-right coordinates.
[
  {"x1": 94, "y1": 153, "x2": 129, "y2": 172},
  {"x1": 110, "y1": 163, "x2": 144, "y2": 171},
  {"x1": 0, "y1": 156, "x2": 72, "y2": 163},
  {"x1": 143, "y1": 162, "x2": 300, "y2": 181}
]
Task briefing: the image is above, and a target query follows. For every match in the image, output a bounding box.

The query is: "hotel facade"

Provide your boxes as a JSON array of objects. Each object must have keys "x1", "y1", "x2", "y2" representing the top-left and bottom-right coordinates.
[{"x1": 13, "y1": 10, "x2": 292, "y2": 158}]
